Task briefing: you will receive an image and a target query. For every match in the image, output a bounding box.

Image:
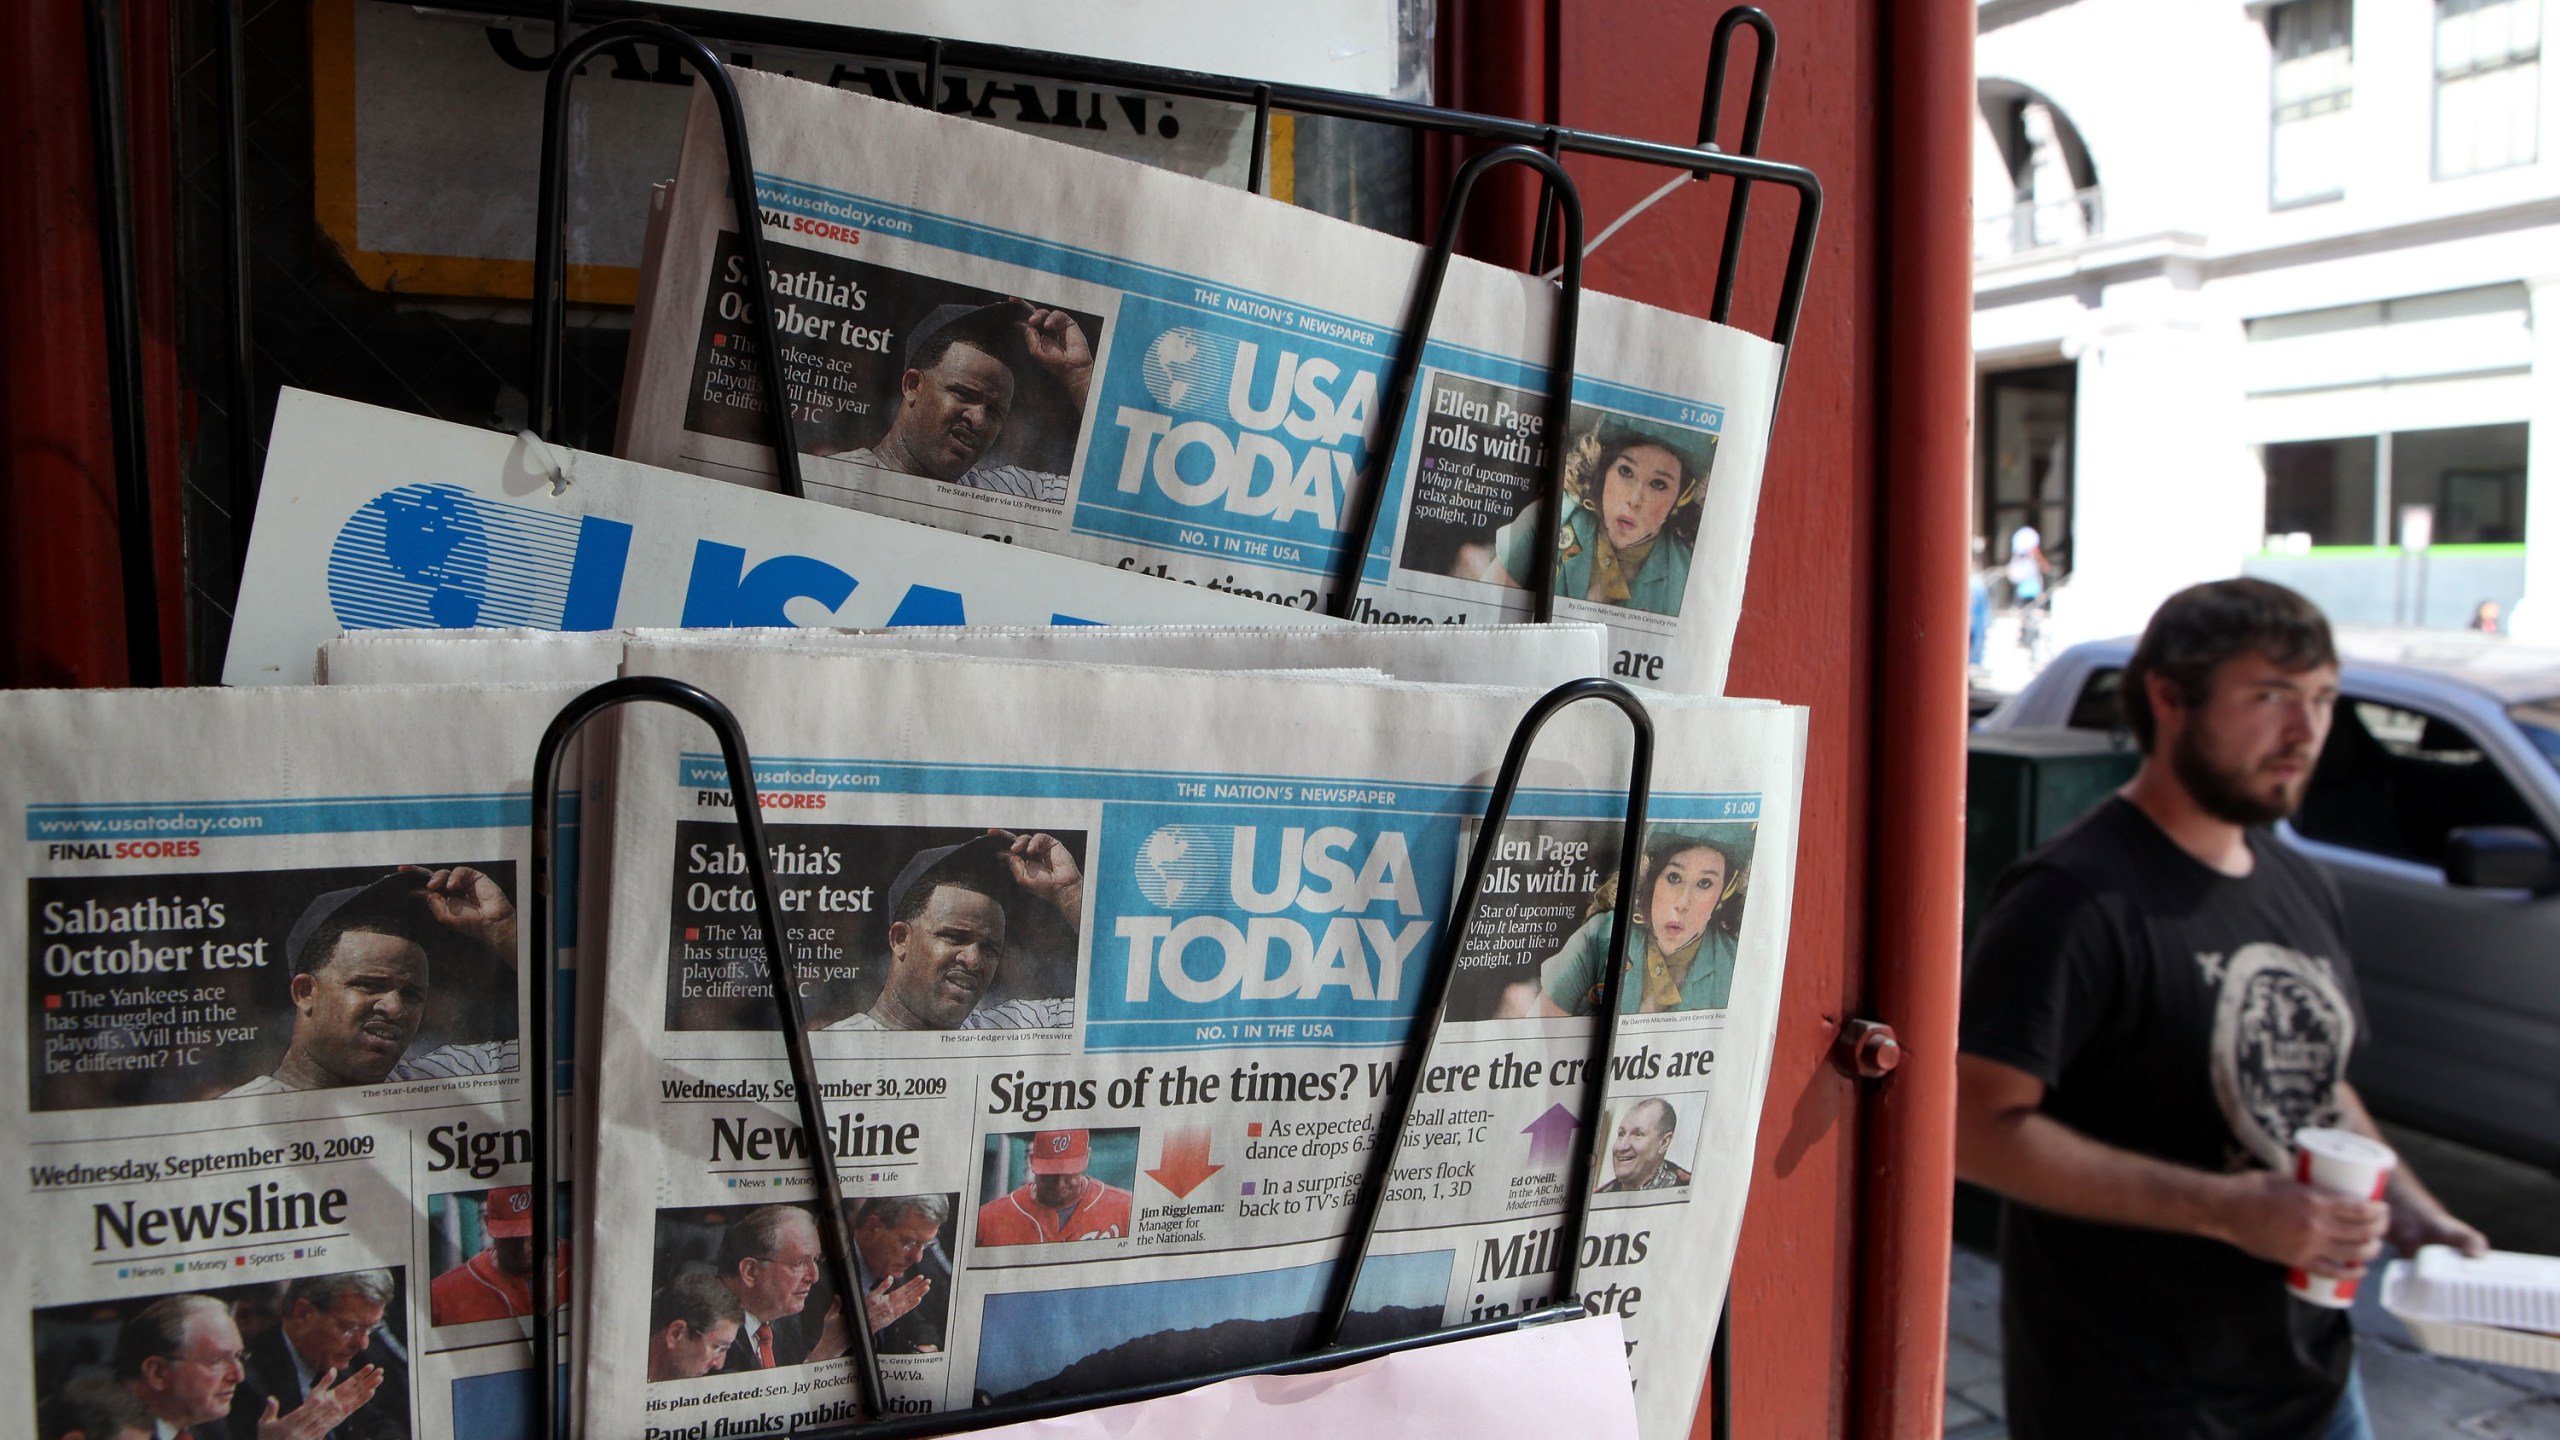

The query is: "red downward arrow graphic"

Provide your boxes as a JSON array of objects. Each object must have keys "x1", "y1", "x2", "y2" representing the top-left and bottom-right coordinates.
[{"x1": 1145, "y1": 1125, "x2": 1223, "y2": 1199}]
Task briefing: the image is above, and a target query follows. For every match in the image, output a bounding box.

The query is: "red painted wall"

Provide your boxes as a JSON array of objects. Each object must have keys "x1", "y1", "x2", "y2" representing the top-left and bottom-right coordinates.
[
  {"x1": 0, "y1": 0, "x2": 186, "y2": 689},
  {"x1": 1541, "y1": 3, "x2": 1970, "y2": 1435},
  {"x1": 1555, "y1": 5, "x2": 1879, "y2": 1433}
]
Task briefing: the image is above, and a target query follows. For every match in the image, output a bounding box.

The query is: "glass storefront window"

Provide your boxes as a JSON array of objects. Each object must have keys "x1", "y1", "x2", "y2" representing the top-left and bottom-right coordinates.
[{"x1": 2264, "y1": 436, "x2": 2378, "y2": 546}]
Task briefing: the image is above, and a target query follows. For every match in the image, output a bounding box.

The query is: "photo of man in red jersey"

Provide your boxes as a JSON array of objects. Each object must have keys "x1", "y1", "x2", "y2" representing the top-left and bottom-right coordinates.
[
  {"x1": 975, "y1": 1129, "x2": 1135, "y2": 1247},
  {"x1": 429, "y1": 1186, "x2": 569, "y2": 1325}
]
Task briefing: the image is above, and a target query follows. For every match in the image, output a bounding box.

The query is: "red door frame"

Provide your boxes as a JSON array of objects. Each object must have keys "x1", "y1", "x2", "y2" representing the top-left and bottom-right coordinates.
[
  {"x1": 0, "y1": 0, "x2": 187, "y2": 690},
  {"x1": 1490, "y1": 0, "x2": 1971, "y2": 1433}
]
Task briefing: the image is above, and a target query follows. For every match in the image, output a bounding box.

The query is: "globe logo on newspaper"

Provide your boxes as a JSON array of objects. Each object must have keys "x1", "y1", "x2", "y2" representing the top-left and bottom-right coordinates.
[
  {"x1": 1134, "y1": 825, "x2": 1231, "y2": 907},
  {"x1": 323, "y1": 483, "x2": 600, "y2": 632},
  {"x1": 1140, "y1": 327, "x2": 1232, "y2": 418}
]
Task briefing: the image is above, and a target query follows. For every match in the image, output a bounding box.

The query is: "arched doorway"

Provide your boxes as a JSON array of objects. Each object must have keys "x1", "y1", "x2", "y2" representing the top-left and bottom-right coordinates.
[{"x1": 1975, "y1": 79, "x2": 2100, "y2": 257}]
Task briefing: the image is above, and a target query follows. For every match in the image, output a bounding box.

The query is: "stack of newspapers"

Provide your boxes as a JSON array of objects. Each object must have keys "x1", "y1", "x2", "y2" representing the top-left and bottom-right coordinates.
[
  {"x1": 225, "y1": 64, "x2": 1783, "y2": 695},
  {"x1": 36, "y1": 50, "x2": 1812, "y2": 1440},
  {"x1": 4, "y1": 623, "x2": 1806, "y2": 1440}
]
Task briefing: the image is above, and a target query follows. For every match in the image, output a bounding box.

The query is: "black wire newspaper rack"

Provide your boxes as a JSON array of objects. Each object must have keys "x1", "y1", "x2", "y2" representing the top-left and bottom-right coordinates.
[
  {"x1": 527, "y1": 675, "x2": 1669, "y2": 1440},
  {"x1": 506, "y1": 11, "x2": 1811, "y2": 626},
  {"x1": 80, "y1": 5, "x2": 1827, "y2": 1431}
]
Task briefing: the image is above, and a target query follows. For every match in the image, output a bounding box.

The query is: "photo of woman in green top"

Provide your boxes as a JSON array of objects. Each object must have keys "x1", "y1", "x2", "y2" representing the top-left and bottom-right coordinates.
[
  {"x1": 1455, "y1": 420, "x2": 1713, "y2": 619},
  {"x1": 1538, "y1": 824, "x2": 1750, "y2": 1016}
]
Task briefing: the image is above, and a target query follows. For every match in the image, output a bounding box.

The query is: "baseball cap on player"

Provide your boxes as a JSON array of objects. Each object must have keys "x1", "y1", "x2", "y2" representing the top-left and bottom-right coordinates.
[
  {"x1": 903, "y1": 299, "x2": 1034, "y2": 373},
  {"x1": 481, "y1": 1186, "x2": 536, "y2": 1238},
  {"x1": 884, "y1": 835, "x2": 1021, "y2": 925},
  {"x1": 284, "y1": 868, "x2": 435, "y2": 972},
  {"x1": 1026, "y1": 1129, "x2": 1090, "y2": 1176}
]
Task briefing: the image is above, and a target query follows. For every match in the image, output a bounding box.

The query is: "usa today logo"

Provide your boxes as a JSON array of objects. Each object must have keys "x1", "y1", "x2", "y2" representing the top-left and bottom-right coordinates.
[
  {"x1": 1139, "y1": 328, "x2": 1230, "y2": 417},
  {"x1": 324, "y1": 483, "x2": 629, "y2": 632},
  {"x1": 1114, "y1": 822, "x2": 1431, "y2": 1005},
  {"x1": 1133, "y1": 825, "x2": 1229, "y2": 906}
]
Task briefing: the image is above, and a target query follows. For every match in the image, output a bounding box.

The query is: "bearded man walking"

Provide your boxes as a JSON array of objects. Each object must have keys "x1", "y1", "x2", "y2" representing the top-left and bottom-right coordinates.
[{"x1": 1957, "y1": 578, "x2": 2487, "y2": 1440}]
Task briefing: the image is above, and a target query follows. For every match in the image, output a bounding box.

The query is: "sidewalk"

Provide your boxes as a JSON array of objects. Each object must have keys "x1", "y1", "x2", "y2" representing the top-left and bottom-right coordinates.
[
  {"x1": 1945, "y1": 1245, "x2": 2560, "y2": 1438},
  {"x1": 1945, "y1": 1126, "x2": 2560, "y2": 1437}
]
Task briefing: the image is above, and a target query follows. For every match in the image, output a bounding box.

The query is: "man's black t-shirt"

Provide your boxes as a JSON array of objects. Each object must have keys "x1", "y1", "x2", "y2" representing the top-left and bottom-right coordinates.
[{"x1": 1961, "y1": 797, "x2": 2367, "y2": 1440}]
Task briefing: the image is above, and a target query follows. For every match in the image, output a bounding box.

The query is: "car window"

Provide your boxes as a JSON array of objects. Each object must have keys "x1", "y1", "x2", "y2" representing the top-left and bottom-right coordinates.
[
  {"x1": 2294, "y1": 698, "x2": 2547, "y2": 864},
  {"x1": 2066, "y1": 667, "x2": 2124, "y2": 731},
  {"x1": 2512, "y1": 699, "x2": 2560, "y2": 778}
]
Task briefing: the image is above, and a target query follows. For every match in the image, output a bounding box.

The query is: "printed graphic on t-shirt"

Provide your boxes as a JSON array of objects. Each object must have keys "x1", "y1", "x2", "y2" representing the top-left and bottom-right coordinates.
[{"x1": 2207, "y1": 942, "x2": 2356, "y2": 1169}]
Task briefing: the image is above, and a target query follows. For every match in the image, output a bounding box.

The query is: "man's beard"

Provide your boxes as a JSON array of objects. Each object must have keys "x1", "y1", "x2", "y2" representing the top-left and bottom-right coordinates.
[{"x1": 2170, "y1": 726, "x2": 2306, "y2": 827}]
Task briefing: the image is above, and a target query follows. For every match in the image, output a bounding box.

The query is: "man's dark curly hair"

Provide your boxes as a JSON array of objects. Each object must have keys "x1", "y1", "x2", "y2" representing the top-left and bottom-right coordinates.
[{"x1": 2119, "y1": 578, "x2": 2335, "y2": 754}]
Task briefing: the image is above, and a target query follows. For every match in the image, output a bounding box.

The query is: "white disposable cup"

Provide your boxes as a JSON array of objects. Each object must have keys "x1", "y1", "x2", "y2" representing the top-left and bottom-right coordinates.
[{"x1": 2287, "y1": 1127, "x2": 2397, "y2": 1308}]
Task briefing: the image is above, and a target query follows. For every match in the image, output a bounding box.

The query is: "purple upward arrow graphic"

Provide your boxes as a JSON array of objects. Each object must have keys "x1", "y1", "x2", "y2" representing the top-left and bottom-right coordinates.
[{"x1": 1521, "y1": 1103, "x2": 1581, "y2": 1169}]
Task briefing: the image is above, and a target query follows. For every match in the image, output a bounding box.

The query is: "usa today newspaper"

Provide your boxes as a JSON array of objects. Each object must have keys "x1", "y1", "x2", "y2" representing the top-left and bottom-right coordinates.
[
  {"x1": 619, "y1": 70, "x2": 1785, "y2": 696},
  {"x1": 583, "y1": 643, "x2": 1805, "y2": 1440},
  {"x1": 223, "y1": 389, "x2": 1325, "y2": 688},
  {"x1": 1, "y1": 684, "x2": 578, "y2": 1440}
]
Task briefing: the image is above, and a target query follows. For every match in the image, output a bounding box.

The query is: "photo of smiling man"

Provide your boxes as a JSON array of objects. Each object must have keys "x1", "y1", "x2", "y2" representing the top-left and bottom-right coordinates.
[
  {"x1": 825, "y1": 831, "x2": 1081, "y2": 1032},
  {"x1": 226, "y1": 866, "x2": 519, "y2": 1094},
  {"x1": 1594, "y1": 1098, "x2": 1694, "y2": 1193}
]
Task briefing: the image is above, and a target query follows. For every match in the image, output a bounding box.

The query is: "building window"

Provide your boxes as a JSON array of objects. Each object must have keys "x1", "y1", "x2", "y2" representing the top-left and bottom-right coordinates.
[
  {"x1": 1975, "y1": 86, "x2": 2104, "y2": 259},
  {"x1": 1976, "y1": 363, "x2": 2077, "y2": 577},
  {"x1": 2390, "y1": 423, "x2": 2529, "y2": 543},
  {"x1": 2271, "y1": 0, "x2": 2355, "y2": 207},
  {"x1": 2261, "y1": 425, "x2": 2529, "y2": 549},
  {"x1": 2265, "y1": 437, "x2": 2379, "y2": 547},
  {"x1": 2437, "y1": 0, "x2": 2542, "y2": 177}
]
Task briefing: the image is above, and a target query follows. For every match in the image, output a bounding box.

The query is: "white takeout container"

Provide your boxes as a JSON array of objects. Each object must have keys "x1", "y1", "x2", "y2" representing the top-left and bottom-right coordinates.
[{"x1": 2381, "y1": 1248, "x2": 2560, "y2": 1375}]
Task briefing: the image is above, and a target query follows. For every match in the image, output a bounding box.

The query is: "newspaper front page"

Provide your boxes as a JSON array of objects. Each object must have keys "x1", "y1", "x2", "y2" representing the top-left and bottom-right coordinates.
[
  {"x1": 2, "y1": 684, "x2": 583, "y2": 1440},
  {"x1": 620, "y1": 71, "x2": 1785, "y2": 694},
  {"x1": 317, "y1": 631, "x2": 632, "y2": 1433},
  {"x1": 227, "y1": 390, "x2": 1328, "y2": 687},
  {"x1": 584, "y1": 645, "x2": 1804, "y2": 1440}
]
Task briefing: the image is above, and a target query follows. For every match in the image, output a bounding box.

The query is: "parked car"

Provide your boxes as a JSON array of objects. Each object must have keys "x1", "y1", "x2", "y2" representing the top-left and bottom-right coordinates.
[{"x1": 1978, "y1": 632, "x2": 2560, "y2": 1170}]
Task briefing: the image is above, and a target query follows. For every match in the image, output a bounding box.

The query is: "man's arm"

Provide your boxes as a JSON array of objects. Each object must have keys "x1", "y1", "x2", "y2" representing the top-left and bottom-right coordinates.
[
  {"x1": 2333, "y1": 1082, "x2": 2490, "y2": 1258},
  {"x1": 421, "y1": 865, "x2": 518, "y2": 964},
  {"x1": 255, "y1": 1364, "x2": 385, "y2": 1440},
  {"x1": 1017, "y1": 307, "x2": 1092, "y2": 410},
  {"x1": 804, "y1": 1299, "x2": 853, "y2": 1364},
  {"x1": 864, "y1": 1274, "x2": 932, "y2": 1335},
  {"x1": 991, "y1": 831, "x2": 1082, "y2": 925},
  {"x1": 1955, "y1": 1053, "x2": 2391, "y2": 1280}
]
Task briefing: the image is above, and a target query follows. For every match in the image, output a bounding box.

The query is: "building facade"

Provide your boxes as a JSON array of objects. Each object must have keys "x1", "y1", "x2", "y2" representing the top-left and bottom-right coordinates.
[{"x1": 1976, "y1": 0, "x2": 2560, "y2": 642}]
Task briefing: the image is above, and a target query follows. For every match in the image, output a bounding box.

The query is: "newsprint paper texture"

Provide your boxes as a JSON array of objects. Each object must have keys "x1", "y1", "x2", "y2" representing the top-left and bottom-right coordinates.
[
  {"x1": 620, "y1": 70, "x2": 1784, "y2": 695},
  {"x1": 314, "y1": 632, "x2": 627, "y2": 1433},
  {"x1": 585, "y1": 644, "x2": 1805, "y2": 1440},
  {"x1": 626, "y1": 621, "x2": 1613, "y2": 689},
  {"x1": 319, "y1": 620, "x2": 1611, "y2": 692},
  {"x1": 2, "y1": 684, "x2": 576, "y2": 1440},
  {"x1": 956, "y1": 1312, "x2": 1638, "y2": 1440},
  {"x1": 225, "y1": 389, "x2": 1325, "y2": 687}
]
